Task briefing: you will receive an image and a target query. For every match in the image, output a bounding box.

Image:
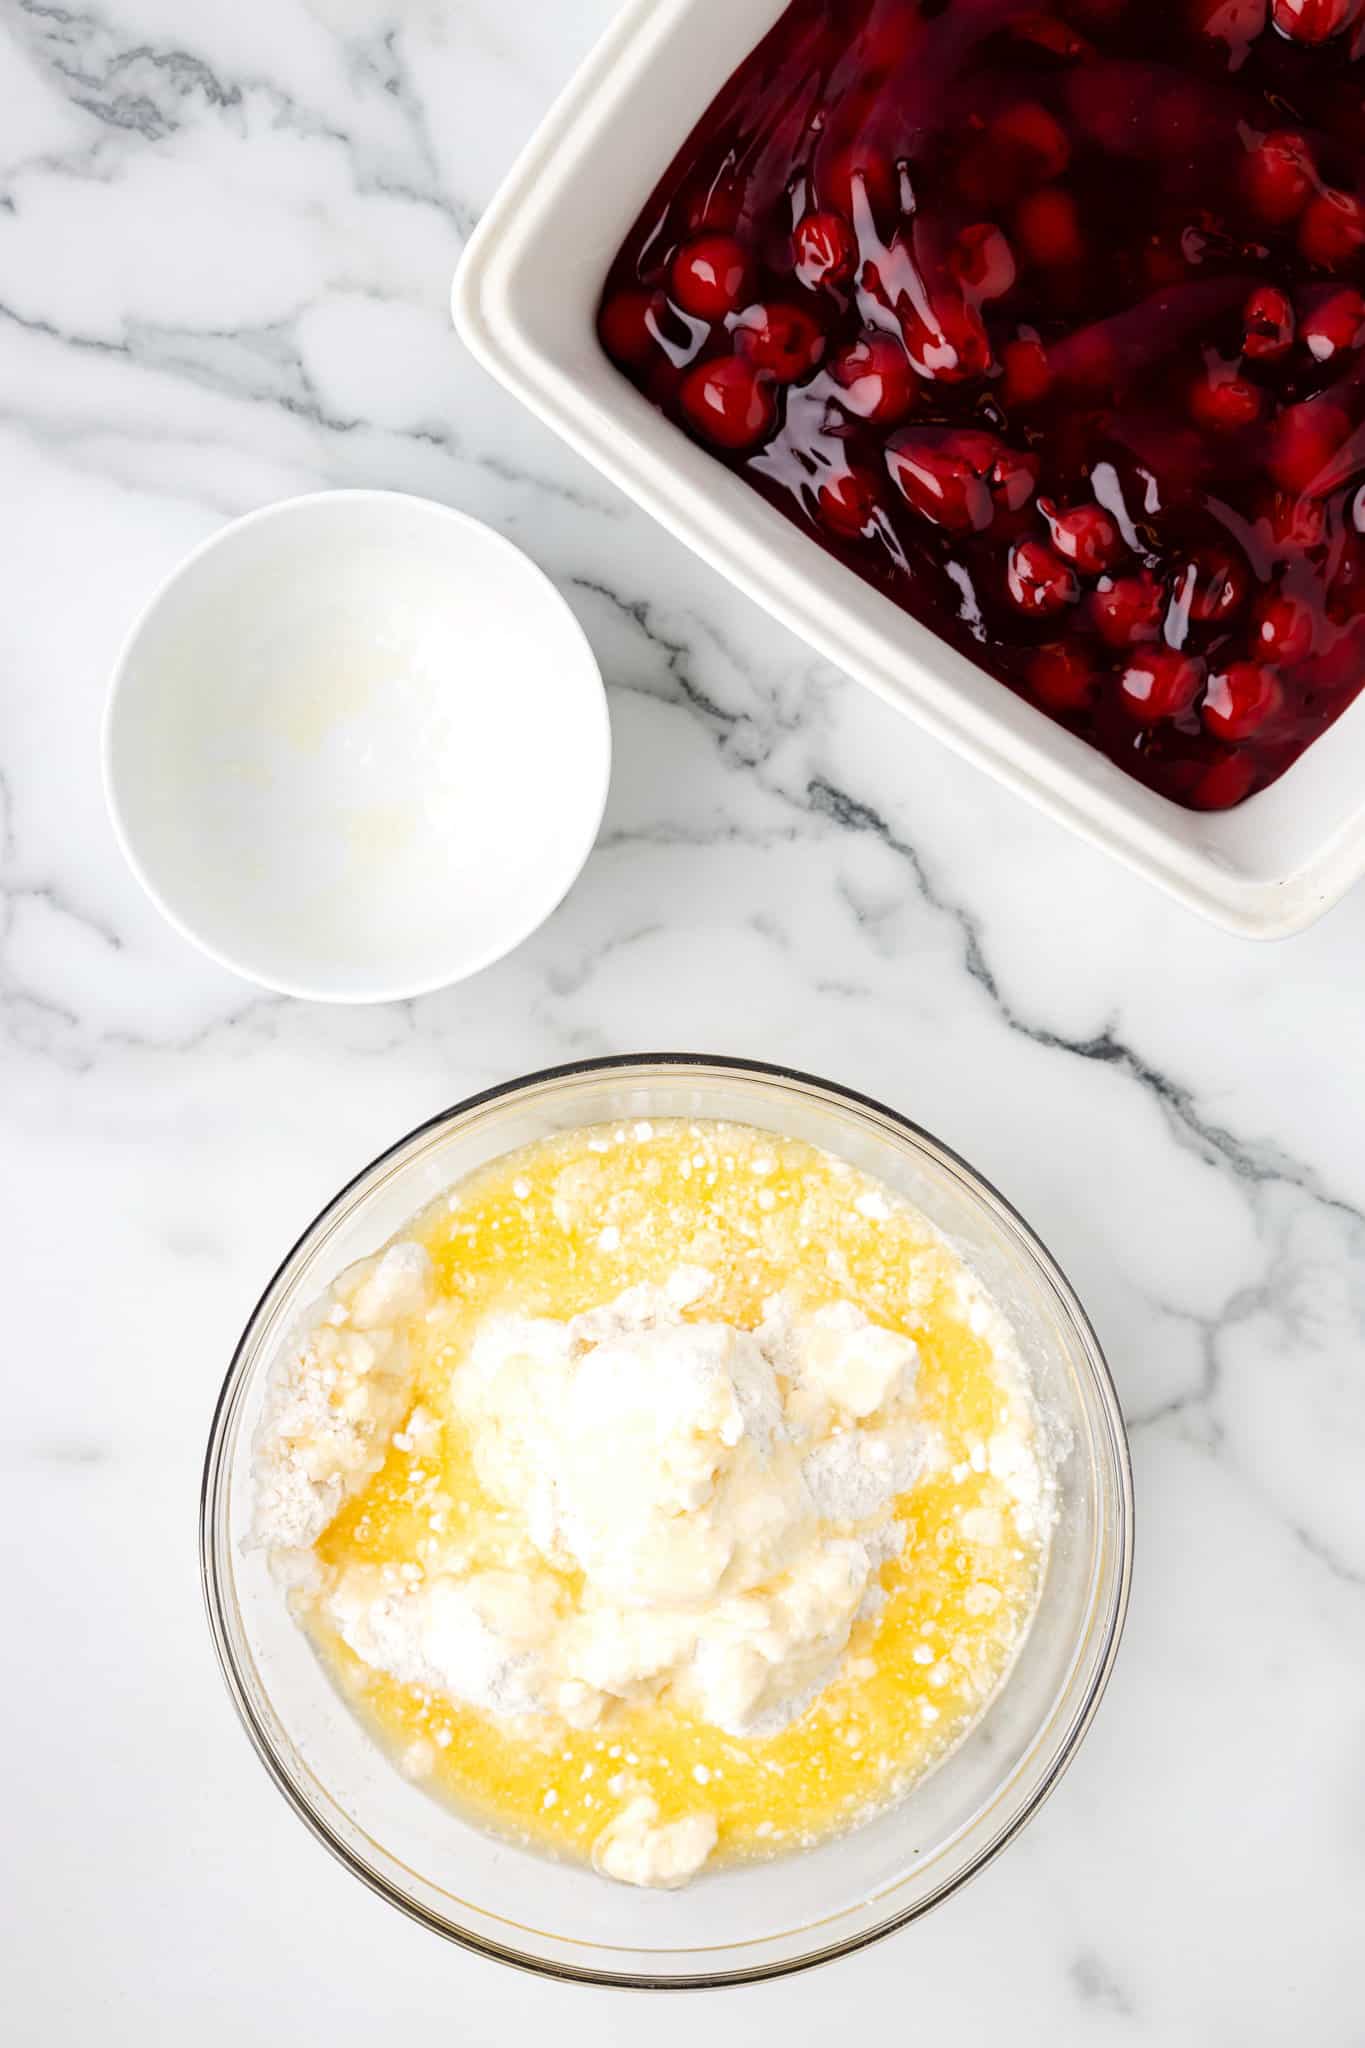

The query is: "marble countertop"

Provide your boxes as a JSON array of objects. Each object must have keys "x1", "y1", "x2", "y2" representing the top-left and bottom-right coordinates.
[{"x1": 3, "y1": 1, "x2": 1362, "y2": 2039}]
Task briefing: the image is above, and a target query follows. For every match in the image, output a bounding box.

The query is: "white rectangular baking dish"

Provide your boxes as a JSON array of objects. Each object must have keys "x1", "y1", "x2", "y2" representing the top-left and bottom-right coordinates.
[{"x1": 452, "y1": 0, "x2": 1365, "y2": 938}]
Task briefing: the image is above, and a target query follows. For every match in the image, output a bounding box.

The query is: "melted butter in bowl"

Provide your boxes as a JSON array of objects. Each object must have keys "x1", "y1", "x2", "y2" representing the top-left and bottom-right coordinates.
[{"x1": 252, "y1": 1117, "x2": 1054, "y2": 1888}]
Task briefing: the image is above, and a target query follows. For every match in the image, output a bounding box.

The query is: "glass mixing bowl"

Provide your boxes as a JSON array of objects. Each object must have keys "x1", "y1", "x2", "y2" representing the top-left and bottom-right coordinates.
[{"x1": 201, "y1": 1056, "x2": 1133, "y2": 1987}]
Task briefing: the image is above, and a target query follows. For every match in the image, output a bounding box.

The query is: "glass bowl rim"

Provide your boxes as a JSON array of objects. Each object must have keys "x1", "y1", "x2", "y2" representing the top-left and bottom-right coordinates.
[{"x1": 200, "y1": 1051, "x2": 1135, "y2": 1989}]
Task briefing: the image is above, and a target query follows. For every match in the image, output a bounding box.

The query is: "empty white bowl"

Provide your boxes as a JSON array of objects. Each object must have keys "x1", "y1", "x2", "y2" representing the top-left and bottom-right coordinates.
[{"x1": 103, "y1": 491, "x2": 611, "y2": 1002}]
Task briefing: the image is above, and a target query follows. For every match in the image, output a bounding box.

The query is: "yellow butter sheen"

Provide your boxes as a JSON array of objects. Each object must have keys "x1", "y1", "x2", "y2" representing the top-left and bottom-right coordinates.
[{"x1": 309, "y1": 1119, "x2": 1047, "y2": 1870}]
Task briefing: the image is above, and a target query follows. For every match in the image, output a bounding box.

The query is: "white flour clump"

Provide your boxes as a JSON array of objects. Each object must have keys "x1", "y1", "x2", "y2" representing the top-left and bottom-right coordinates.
[
  {"x1": 592, "y1": 1795, "x2": 719, "y2": 1890},
  {"x1": 250, "y1": 1242, "x2": 434, "y2": 1573},
  {"x1": 326, "y1": 1567, "x2": 560, "y2": 1720}
]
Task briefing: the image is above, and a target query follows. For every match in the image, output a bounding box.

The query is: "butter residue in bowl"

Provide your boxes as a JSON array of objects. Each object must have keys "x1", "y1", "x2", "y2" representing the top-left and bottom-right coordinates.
[{"x1": 250, "y1": 1118, "x2": 1053, "y2": 1888}]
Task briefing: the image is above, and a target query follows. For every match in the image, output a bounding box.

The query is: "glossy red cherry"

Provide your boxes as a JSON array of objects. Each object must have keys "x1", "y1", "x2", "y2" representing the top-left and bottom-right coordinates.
[
  {"x1": 959, "y1": 103, "x2": 1072, "y2": 209},
  {"x1": 1302, "y1": 289, "x2": 1365, "y2": 363},
  {"x1": 1015, "y1": 187, "x2": 1084, "y2": 269},
  {"x1": 884, "y1": 427, "x2": 1003, "y2": 532},
  {"x1": 793, "y1": 210, "x2": 856, "y2": 289},
  {"x1": 1267, "y1": 398, "x2": 1353, "y2": 493},
  {"x1": 1007, "y1": 539, "x2": 1080, "y2": 613},
  {"x1": 951, "y1": 224, "x2": 1017, "y2": 303},
  {"x1": 1190, "y1": 364, "x2": 1264, "y2": 431},
  {"x1": 1029, "y1": 643, "x2": 1098, "y2": 710},
  {"x1": 1300, "y1": 188, "x2": 1365, "y2": 269},
  {"x1": 1190, "y1": 753, "x2": 1258, "y2": 808},
  {"x1": 816, "y1": 466, "x2": 884, "y2": 538},
  {"x1": 1202, "y1": 661, "x2": 1285, "y2": 736},
  {"x1": 1000, "y1": 335, "x2": 1052, "y2": 405},
  {"x1": 1270, "y1": 0, "x2": 1363, "y2": 40},
  {"x1": 599, "y1": 290, "x2": 661, "y2": 368},
  {"x1": 734, "y1": 302, "x2": 826, "y2": 382},
  {"x1": 1039, "y1": 499, "x2": 1123, "y2": 574},
  {"x1": 1240, "y1": 130, "x2": 1315, "y2": 225},
  {"x1": 678, "y1": 355, "x2": 776, "y2": 448},
  {"x1": 831, "y1": 332, "x2": 918, "y2": 424},
  {"x1": 1119, "y1": 647, "x2": 1206, "y2": 720},
  {"x1": 1242, "y1": 285, "x2": 1295, "y2": 362},
  {"x1": 902, "y1": 298, "x2": 993, "y2": 383},
  {"x1": 1253, "y1": 591, "x2": 1315, "y2": 660},
  {"x1": 992, "y1": 103, "x2": 1072, "y2": 184},
  {"x1": 1186, "y1": 547, "x2": 1250, "y2": 623},
  {"x1": 671, "y1": 235, "x2": 750, "y2": 318},
  {"x1": 1092, "y1": 572, "x2": 1166, "y2": 646}
]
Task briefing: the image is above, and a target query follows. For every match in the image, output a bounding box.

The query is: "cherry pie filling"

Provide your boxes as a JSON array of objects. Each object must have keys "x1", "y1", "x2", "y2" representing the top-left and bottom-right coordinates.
[{"x1": 597, "y1": 0, "x2": 1365, "y2": 810}]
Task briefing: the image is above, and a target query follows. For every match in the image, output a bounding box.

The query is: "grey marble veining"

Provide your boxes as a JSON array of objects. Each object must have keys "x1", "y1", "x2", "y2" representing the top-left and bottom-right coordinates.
[{"x1": 2, "y1": 1, "x2": 1363, "y2": 2040}]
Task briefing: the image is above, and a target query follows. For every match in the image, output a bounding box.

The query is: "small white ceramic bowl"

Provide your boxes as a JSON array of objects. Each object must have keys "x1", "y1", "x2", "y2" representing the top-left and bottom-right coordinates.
[{"x1": 103, "y1": 491, "x2": 611, "y2": 1002}]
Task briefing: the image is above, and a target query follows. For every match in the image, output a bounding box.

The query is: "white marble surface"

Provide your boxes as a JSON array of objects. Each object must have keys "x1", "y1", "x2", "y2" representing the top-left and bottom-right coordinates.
[{"x1": 2, "y1": 1, "x2": 1363, "y2": 2039}]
